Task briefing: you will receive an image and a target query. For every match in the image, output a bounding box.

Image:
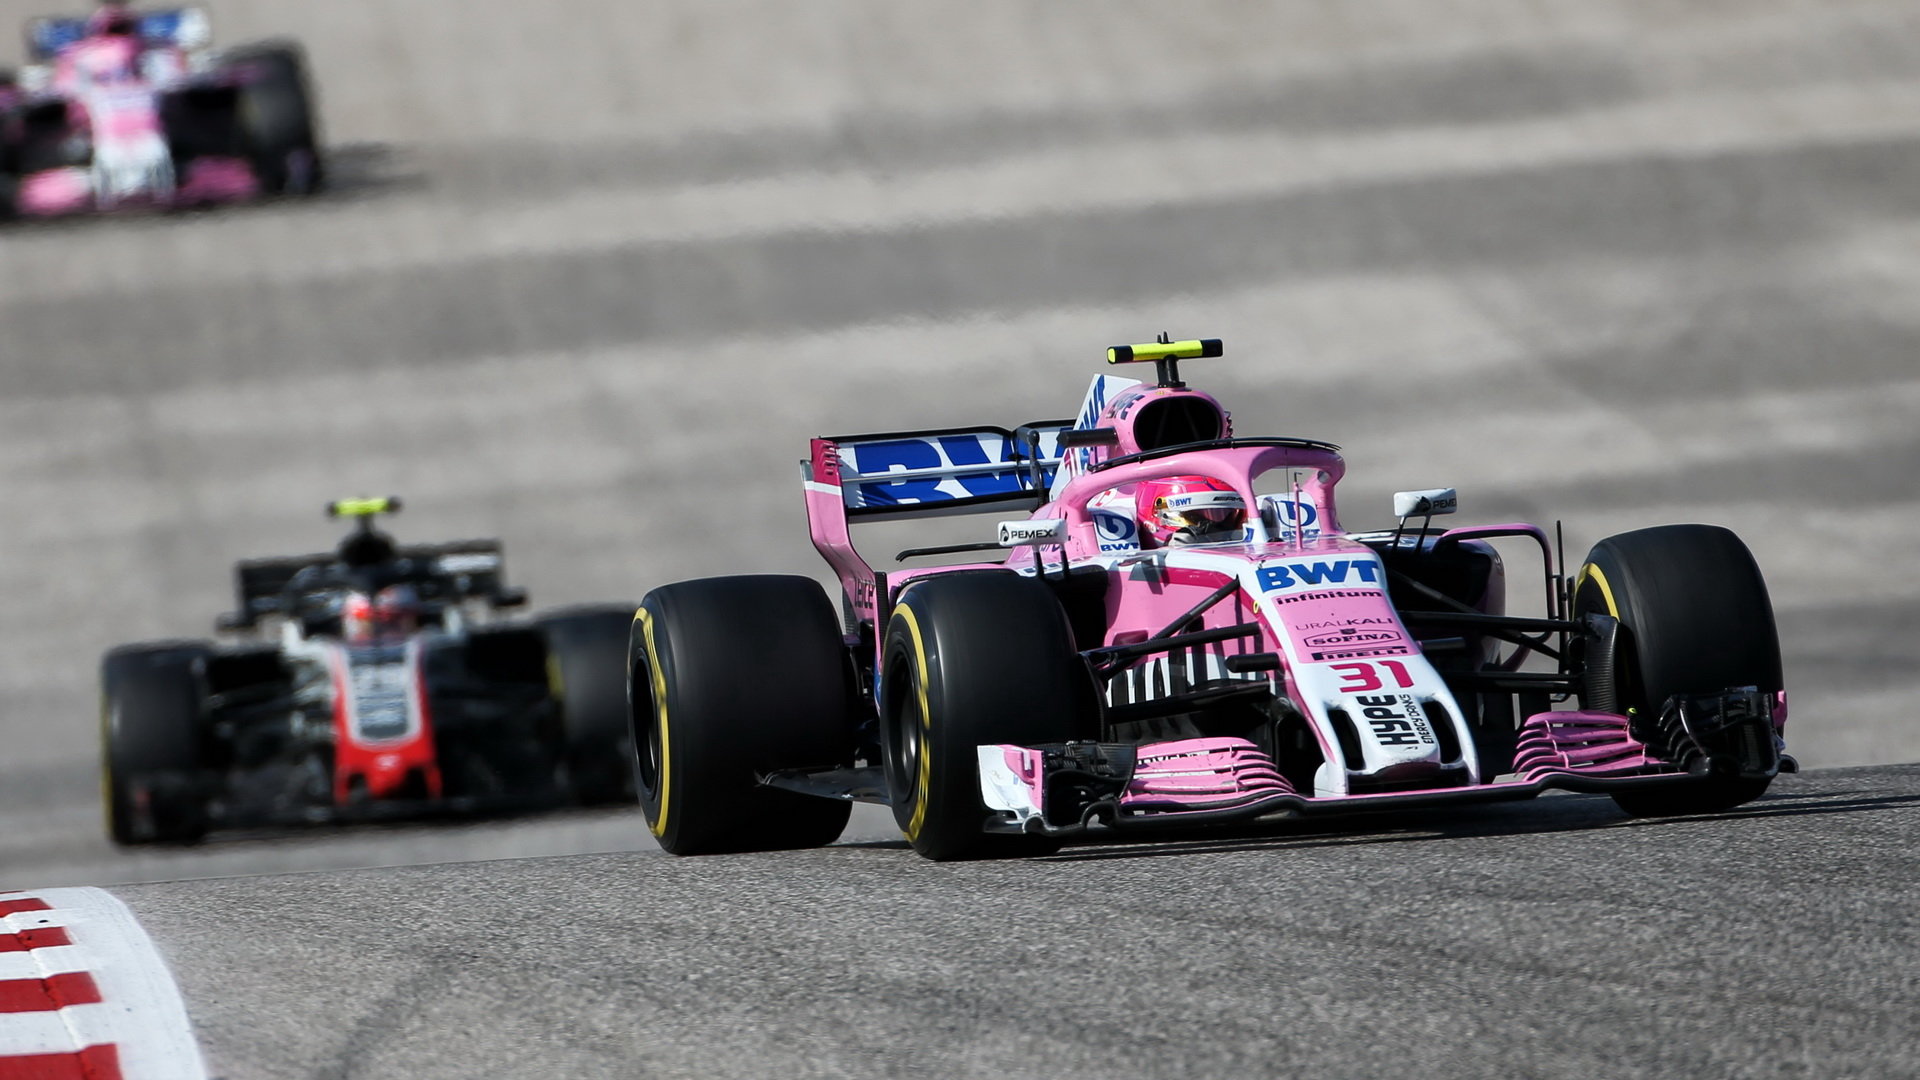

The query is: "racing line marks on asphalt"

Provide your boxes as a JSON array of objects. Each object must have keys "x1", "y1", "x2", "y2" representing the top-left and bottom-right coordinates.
[{"x1": 0, "y1": 889, "x2": 206, "y2": 1080}]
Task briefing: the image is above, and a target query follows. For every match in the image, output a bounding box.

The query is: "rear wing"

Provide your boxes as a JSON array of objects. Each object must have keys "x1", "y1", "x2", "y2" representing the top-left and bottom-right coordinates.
[
  {"x1": 804, "y1": 422, "x2": 1071, "y2": 630},
  {"x1": 221, "y1": 540, "x2": 521, "y2": 630},
  {"x1": 813, "y1": 422, "x2": 1072, "y2": 523},
  {"x1": 25, "y1": 7, "x2": 209, "y2": 61}
]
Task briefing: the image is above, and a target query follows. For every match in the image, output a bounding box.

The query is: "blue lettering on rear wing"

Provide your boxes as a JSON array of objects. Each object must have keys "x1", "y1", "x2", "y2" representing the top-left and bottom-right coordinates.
[
  {"x1": 836, "y1": 423, "x2": 1070, "y2": 519},
  {"x1": 26, "y1": 8, "x2": 209, "y2": 61},
  {"x1": 25, "y1": 17, "x2": 85, "y2": 59}
]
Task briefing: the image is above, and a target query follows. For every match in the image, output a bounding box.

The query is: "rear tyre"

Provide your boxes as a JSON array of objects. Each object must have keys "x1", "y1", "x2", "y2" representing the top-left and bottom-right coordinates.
[
  {"x1": 101, "y1": 643, "x2": 214, "y2": 845},
  {"x1": 227, "y1": 42, "x2": 322, "y2": 194},
  {"x1": 632, "y1": 576, "x2": 854, "y2": 855},
  {"x1": 882, "y1": 572, "x2": 1088, "y2": 861},
  {"x1": 539, "y1": 604, "x2": 640, "y2": 805},
  {"x1": 1573, "y1": 524, "x2": 1782, "y2": 817}
]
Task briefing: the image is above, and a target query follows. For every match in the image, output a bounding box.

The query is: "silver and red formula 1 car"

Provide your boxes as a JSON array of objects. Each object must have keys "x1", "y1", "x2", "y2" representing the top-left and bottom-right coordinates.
[
  {"x1": 1, "y1": 2, "x2": 320, "y2": 218},
  {"x1": 630, "y1": 338, "x2": 1792, "y2": 860},
  {"x1": 101, "y1": 499, "x2": 634, "y2": 845}
]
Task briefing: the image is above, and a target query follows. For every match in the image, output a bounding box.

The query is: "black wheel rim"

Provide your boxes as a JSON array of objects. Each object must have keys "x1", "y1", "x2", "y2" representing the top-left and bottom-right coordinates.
[
  {"x1": 1575, "y1": 577, "x2": 1649, "y2": 730},
  {"x1": 633, "y1": 654, "x2": 662, "y2": 800},
  {"x1": 881, "y1": 650, "x2": 922, "y2": 820}
]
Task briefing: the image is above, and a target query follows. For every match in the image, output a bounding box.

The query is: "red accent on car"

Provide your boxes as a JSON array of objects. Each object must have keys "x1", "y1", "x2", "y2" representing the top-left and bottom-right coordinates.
[{"x1": 327, "y1": 644, "x2": 443, "y2": 805}]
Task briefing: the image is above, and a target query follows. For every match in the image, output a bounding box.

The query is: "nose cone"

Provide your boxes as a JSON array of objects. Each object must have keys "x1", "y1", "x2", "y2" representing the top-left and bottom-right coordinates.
[{"x1": 362, "y1": 753, "x2": 410, "y2": 798}]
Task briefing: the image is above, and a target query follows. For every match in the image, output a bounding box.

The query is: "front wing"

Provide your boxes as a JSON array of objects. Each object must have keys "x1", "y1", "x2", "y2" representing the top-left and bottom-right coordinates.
[{"x1": 978, "y1": 694, "x2": 1791, "y2": 836}]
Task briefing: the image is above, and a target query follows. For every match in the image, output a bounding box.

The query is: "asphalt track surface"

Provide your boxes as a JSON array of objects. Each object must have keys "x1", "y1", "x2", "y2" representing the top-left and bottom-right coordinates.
[
  {"x1": 118, "y1": 767, "x2": 1920, "y2": 1079},
  {"x1": 3, "y1": 0, "x2": 1919, "y2": 1075}
]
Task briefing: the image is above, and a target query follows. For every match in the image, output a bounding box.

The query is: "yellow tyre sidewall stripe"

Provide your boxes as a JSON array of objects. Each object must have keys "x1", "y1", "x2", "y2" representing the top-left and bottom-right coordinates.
[
  {"x1": 1573, "y1": 562, "x2": 1621, "y2": 618},
  {"x1": 1573, "y1": 561, "x2": 1634, "y2": 714},
  {"x1": 895, "y1": 603, "x2": 935, "y2": 841},
  {"x1": 635, "y1": 607, "x2": 673, "y2": 840}
]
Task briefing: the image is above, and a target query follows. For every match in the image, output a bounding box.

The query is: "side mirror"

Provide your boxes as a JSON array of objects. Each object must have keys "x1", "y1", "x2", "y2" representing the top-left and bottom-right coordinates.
[
  {"x1": 997, "y1": 519, "x2": 1066, "y2": 547},
  {"x1": 175, "y1": 7, "x2": 212, "y2": 50},
  {"x1": 1058, "y1": 428, "x2": 1120, "y2": 448},
  {"x1": 1393, "y1": 488, "x2": 1457, "y2": 519}
]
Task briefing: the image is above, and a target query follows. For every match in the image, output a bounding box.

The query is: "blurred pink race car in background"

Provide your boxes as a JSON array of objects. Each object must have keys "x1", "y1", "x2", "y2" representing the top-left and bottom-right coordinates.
[{"x1": 0, "y1": 2, "x2": 321, "y2": 217}]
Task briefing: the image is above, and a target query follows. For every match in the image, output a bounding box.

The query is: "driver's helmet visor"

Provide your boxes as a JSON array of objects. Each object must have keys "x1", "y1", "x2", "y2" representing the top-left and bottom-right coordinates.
[
  {"x1": 1158, "y1": 490, "x2": 1246, "y2": 534},
  {"x1": 343, "y1": 588, "x2": 416, "y2": 640}
]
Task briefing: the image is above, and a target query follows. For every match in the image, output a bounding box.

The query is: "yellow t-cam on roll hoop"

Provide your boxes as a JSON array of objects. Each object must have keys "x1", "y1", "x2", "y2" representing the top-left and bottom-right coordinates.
[
  {"x1": 327, "y1": 496, "x2": 402, "y2": 520},
  {"x1": 1105, "y1": 334, "x2": 1223, "y2": 389},
  {"x1": 326, "y1": 497, "x2": 404, "y2": 565}
]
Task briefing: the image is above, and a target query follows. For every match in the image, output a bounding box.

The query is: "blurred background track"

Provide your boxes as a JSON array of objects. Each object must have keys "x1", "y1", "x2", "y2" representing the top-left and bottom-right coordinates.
[{"x1": 1, "y1": 0, "x2": 1916, "y2": 886}]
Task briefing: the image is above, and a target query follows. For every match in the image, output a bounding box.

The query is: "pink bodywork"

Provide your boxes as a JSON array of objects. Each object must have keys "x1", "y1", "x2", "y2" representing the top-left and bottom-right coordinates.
[
  {"x1": 176, "y1": 156, "x2": 258, "y2": 201},
  {"x1": 1513, "y1": 711, "x2": 1661, "y2": 779},
  {"x1": 1122, "y1": 738, "x2": 1295, "y2": 812},
  {"x1": 17, "y1": 167, "x2": 94, "y2": 214}
]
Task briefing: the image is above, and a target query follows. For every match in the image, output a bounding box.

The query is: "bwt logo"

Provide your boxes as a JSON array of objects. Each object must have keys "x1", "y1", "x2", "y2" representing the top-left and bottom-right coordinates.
[
  {"x1": 1269, "y1": 499, "x2": 1318, "y2": 528},
  {"x1": 1256, "y1": 558, "x2": 1382, "y2": 593},
  {"x1": 1093, "y1": 510, "x2": 1137, "y2": 542},
  {"x1": 1093, "y1": 509, "x2": 1140, "y2": 553}
]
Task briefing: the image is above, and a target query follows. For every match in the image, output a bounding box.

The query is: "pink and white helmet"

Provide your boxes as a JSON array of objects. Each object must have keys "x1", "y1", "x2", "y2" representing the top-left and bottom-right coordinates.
[{"x1": 1135, "y1": 476, "x2": 1247, "y2": 547}]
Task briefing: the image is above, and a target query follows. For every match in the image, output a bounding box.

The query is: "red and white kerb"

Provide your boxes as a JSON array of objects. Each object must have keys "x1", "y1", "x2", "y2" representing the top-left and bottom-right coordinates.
[{"x1": 0, "y1": 888, "x2": 207, "y2": 1080}]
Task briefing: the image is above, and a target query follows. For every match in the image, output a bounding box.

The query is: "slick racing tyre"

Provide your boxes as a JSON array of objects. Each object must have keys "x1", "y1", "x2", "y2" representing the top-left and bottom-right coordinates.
[
  {"x1": 0, "y1": 133, "x2": 15, "y2": 221},
  {"x1": 228, "y1": 41, "x2": 322, "y2": 194},
  {"x1": 882, "y1": 572, "x2": 1089, "y2": 860},
  {"x1": 539, "y1": 604, "x2": 639, "y2": 805},
  {"x1": 101, "y1": 643, "x2": 214, "y2": 845},
  {"x1": 632, "y1": 576, "x2": 854, "y2": 855},
  {"x1": 1573, "y1": 524, "x2": 1783, "y2": 817}
]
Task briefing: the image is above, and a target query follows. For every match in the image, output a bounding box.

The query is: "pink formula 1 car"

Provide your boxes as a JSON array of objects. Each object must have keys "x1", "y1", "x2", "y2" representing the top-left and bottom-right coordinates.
[
  {"x1": 631, "y1": 338, "x2": 1793, "y2": 860},
  {"x1": 0, "y1": 3, "x2": 320, "y2": 218}
]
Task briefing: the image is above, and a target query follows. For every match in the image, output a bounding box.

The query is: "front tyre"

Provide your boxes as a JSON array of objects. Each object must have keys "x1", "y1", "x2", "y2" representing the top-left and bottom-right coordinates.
[
  {"x1": 227, "y1": 41, "x2": 323, "y2": 194},
  {"x1": 882, "y1": 572, "x2": 1089, "y2": 860},
  {"x1": 1573, "y1": 524, "x2": 1782, "y2": 816},
  {"x1": 101, "y1": 643, "x2": 215, "y2": 845},
  {"x1": 632, "y1": 576, "x2": 854, "y2": 855}
]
